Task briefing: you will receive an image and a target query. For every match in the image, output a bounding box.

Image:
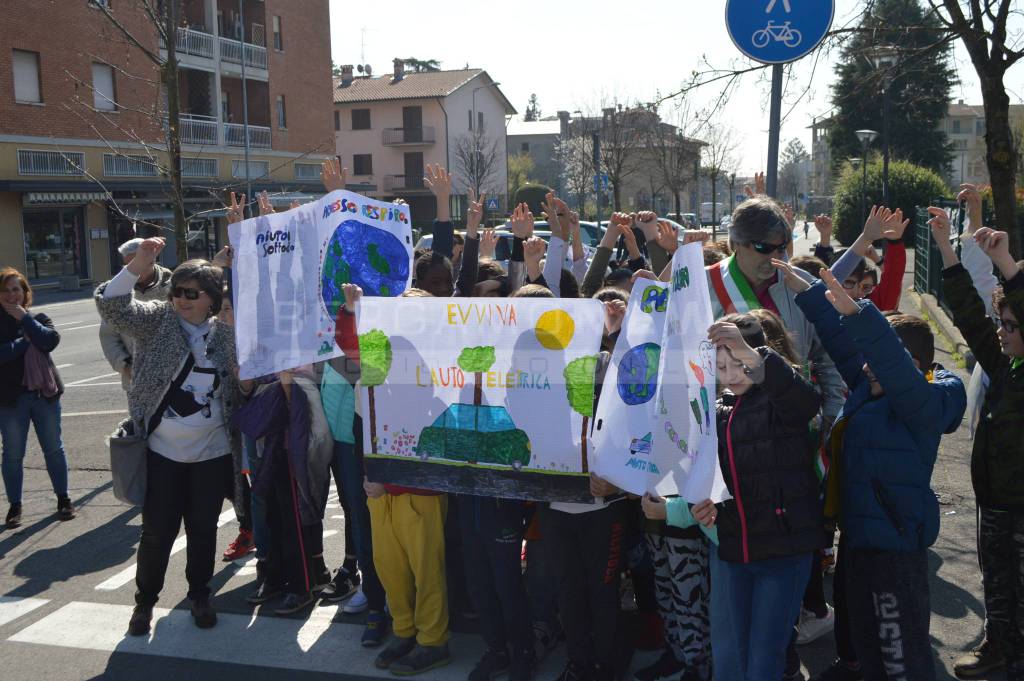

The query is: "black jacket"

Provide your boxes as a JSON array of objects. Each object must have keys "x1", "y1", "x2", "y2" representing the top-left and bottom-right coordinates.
[
  {"x1": 714, "y1": 348, "x2": 829, "y2": 563},
  {"x1": 0, "y1": 311, "x2": 61, "y2": 407}
]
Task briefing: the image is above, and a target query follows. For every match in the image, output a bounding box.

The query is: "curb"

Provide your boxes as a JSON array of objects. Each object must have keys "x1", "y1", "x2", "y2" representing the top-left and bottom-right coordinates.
[{"x1": 909, "y1": 289, "x2": 971, "y2": 359}]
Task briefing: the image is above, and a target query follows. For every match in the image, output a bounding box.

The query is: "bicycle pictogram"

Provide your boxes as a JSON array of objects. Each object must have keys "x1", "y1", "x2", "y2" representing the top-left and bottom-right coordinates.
[{"x1": 751, "y1": 21, "x2": 802, "y2": 48}]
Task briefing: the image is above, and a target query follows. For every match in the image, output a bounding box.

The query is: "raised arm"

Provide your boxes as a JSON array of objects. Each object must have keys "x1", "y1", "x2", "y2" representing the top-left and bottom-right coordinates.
[
  {"x1": 455, "y1": 189, "x2": 483, "y2": 297},
  {"x1": 424, "y1": 164, "x2": 454, "y2": 258},
  {"x1": 869, "y1": 209, "x2": 910, "y2": 311},
  {"x1": 95, "y1": 237, "x2": 170, "y2": 339}
]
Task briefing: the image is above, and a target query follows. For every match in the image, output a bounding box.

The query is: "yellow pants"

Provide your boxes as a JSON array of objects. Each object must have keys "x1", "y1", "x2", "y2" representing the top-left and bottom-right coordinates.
[{"x1": 368, "y1": 493, "x2": 449, "y2": 646}]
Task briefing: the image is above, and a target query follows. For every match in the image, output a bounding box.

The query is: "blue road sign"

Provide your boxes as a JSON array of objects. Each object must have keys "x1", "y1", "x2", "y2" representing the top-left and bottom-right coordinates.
[
  {"x1": 726, "y1": 0, "x2": 834, "y2": 64},
  {"x1": 593, "y1": 174, "x2": 609, "y2": 193},
  {"x1": 486, "y1": 197, "x2": 500, "y2": 211}
]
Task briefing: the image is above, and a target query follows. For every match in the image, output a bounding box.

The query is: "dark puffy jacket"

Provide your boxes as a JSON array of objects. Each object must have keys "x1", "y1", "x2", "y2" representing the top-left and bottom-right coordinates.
[
  {"x1": 715, "y1": 348, "x2": 829, "y2": 563},
  {"x1": 943, "y1": 264, "x2": 1024, "y2": 509},
  {"x1": 796, "y1": 283, "x2": 966, "y2": 552},
  {"x1": 0, "y1": 311, "x2": 62, "y2": 407}
]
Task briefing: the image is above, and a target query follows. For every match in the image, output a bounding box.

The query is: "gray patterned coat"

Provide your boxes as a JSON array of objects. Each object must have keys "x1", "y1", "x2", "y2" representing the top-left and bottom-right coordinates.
[{"x1": 95, "y1": 281, "x2": 245, "y2": 511}]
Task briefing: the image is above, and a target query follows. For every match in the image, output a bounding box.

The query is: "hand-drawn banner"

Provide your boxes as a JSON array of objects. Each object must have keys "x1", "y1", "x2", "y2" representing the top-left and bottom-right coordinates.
[
  {"x1": 591, "y1": 279, "x2": 672, "y2": 495},
  {"x1": 229, "y1": 191, "x2": 412, "y2": 379},
  {"x1": 355, "y1": 297, "x2": 606, "y2": 502}
]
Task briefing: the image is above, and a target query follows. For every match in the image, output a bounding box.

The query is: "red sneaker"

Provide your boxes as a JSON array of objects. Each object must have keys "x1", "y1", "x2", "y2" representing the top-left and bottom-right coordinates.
[{"x1": 223, "y1": 529, "x2": 255, "y2": 561}]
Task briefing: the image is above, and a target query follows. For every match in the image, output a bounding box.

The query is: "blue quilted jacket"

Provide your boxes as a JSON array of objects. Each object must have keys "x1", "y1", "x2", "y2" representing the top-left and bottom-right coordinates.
[{"x1": 796, "y1": 283, "x2": 966, "y2": 552}]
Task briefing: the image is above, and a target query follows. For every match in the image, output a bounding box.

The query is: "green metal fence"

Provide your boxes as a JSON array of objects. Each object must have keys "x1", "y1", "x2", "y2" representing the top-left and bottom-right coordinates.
[{"x1": 913, "y1": 199, "x2": 966, "y2": 317}]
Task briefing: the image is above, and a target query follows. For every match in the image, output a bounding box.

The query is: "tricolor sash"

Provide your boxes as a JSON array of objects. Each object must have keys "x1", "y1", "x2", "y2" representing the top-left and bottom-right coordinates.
[{"x1": 708, "y1": 255, "x2": 760, "y2": 314}]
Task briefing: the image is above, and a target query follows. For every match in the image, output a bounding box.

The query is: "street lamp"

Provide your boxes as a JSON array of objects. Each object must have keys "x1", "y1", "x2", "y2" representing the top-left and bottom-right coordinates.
[
  {"x1": 471, "y1": 81, "x2": 501, "y2": 220},
  {"x1": 855, "y1": 130, "x2": 878, "y2": 226},
  {"x1": 866, "y1": 46, "x2": 900, "y2": 205}
]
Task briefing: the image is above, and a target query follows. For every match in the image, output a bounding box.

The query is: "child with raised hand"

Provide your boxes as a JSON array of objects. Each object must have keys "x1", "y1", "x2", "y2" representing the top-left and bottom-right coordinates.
[
  {"x1": 418, "y1": 165, "x2": 479, "y2": 298},
  {"x1": 929, "y1": 211, "x2": 1024, "y2": 679},
  {"x1": 827, "y1": 205, "x2": 911, "y2": 311},
  {"x1": 335, "y1": 283, "x2": 452, "y2": 675},
  {"x1": 682, "y1": 315, "x2": 827, "y2": 681},
  {"x1": 773, "y1": 255, "x2": 967, "y2": 681}
]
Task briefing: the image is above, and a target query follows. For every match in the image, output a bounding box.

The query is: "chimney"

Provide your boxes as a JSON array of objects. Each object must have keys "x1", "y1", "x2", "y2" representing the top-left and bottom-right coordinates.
[
  {"x1": 340, "y1": 64, "x2": 354, "y2": 87},
  {"x1": 957, "y1": 98, "x2": 964, "y2": 105},
  {"x1": 393, "y1": 58, "x2": 405, "y2": 82},
  {"x1": 557, "y1": 110, "x2": 570, "y2": 137}
]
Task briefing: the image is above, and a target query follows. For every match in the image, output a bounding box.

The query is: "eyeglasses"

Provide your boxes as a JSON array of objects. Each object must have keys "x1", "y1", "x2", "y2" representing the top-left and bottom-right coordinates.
[
  {"x1": 841, "y1": 280, "x2": 859, "y2": 290},
  {"x1": 995, "y1": 317, "x2": 1020, "y2": 334},
  {"x1": 172, "y1": 286, "x2": 203, "y2": 300},
  {"x1": 748, "y1": 240, "x2": 788, "y2": 255}
]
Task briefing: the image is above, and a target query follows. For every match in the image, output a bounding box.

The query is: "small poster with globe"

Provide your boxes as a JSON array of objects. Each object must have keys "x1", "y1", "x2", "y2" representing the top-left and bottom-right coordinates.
[{"x1": 229, "y1": 190, "x2": 413, "y2": 380}]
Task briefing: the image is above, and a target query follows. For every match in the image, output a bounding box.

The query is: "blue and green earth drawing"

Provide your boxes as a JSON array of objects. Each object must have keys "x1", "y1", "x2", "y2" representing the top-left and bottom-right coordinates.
[
  {"x1": 618, "y1": 342, "x2": 661, "y2": 406},
  {"x1": 321, "y1": 219, "x2": 410, "y2": 316}
]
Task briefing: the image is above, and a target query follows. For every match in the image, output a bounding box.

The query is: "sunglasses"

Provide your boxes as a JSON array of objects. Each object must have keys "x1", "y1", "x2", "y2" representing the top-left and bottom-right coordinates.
[
  {"x1": 172, "y1": 286, "x2": 204, "y2": 300},
  {"x1": 995, "y1": 317, "x2": 1020, "y2": 334},
  {"x1": 748, "y1": 240, "x2": 788, "y2": 255}
]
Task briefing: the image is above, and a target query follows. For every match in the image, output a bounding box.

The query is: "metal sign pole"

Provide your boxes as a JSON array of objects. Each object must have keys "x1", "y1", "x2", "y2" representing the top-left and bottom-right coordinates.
[{"x1": 765, "y1": 64, "x2": 783, "y2": 198}]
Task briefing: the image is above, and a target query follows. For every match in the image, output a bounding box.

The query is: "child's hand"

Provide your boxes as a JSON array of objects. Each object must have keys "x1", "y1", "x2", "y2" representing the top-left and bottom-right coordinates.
[
  {"x1": 342, "y1": 283, "x2": 363, "y2": 314},
  {"x1": 814, "y1": 214, "x2": 833, "y2": 244},
  {"x1": 654, "y1": 221, "x2": 679, "y2": 254},
  {"x1": 321, "y1": 157, "x2": 348, "y2": 193},
  {"x1": 590, "y1": 473, "x2": 619, "y2": 498},
  {"x1": 957, "y1": 183, "x2": 983, "y2": 232},
  {"x1": 681, "y1": 229, "x2": 711, "y2": 246},
  {"x1": 882, "y1": 207, "x2": 910, "y2": 241},
  {"x1": 974, "y1": 227, "x2": 1011, "y2": 260},
  {"x1": 363, "y1": 476, "x2": 386, "y2": 499},
  {"x1": 619, "y1": 221, "x2": 642, "y2": 258},
  {"x1": 862, "y1": 205, "x2": 895, "y2": 242},
  {"x1": 771, "y1": 258, "x2": 810, "y2": 293},
  {"x1": 257, "y1": 191, "x2": 275, "y2": 217},
  {"x1": 423, "y1": 164, "x2": 452, "y2": 199},
  {"x1": 523, "y1": 237, "x2": 546, "y2": 265},
  {"x1": 692, "y1": 499, "x2": 718, "y2": 528},
  {"x1": 509, "y1": 202, "x2": 535, "y2": 240},
  {"x1": 480, "y1": 228, "x2": 498, "y2": 259},
  {"x1": 821, "y1": 268, "x2": 861, "y2": 316},
  {"x1": 604, "y1": 299, "x2": 626, "y2": 336},
  {"x1": 927, "y1": 206, "x2": 952, "y2": 245},
  {"x1": 226, "y1": 192, "x2": 247, "y2": 224},
  {"x1": 631, "y1": 269, "x2": 658, "y2": 283},
  {"x1": 466, "y1": 188, "x2": 485, "y2": 238},
  {"x1": 708, "y1": 321, "x2": 761, "y2": 367},
  {"x1": 641, "y1": 493, "x2": 667, "y2": 520}
]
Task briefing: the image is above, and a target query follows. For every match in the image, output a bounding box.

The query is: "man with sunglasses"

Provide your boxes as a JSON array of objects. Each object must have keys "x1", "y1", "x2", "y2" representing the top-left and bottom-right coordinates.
[{"x1": 100, "y1": 238, "x2": 173, "y2": 392}]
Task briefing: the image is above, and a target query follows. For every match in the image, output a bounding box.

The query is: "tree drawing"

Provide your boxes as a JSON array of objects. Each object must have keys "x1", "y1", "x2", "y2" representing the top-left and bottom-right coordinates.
[
  {"x1": 457, "y1": 346, "x2": 496, "y2": 407},
  {"x1": 564, "y1": 355, "x2": 600, "y2": 473},
  {"x1": 359, "y1": 330, "x2": 393, "y2": 454}
]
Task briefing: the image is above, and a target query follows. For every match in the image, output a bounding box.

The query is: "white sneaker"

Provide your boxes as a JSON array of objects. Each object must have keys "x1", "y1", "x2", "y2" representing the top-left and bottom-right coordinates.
[
  {"x1": 796, "y1": 604, "x2": 834, "y2": 645},
  {"x1": 343, "y1": 587, "x2": 369, "y2": 614}
]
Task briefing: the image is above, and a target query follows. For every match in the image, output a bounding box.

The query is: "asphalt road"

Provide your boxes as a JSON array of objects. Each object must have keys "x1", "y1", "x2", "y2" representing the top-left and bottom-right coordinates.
[{"x1": 0, "y1": 241, "x2": 1003, "y2": 680}]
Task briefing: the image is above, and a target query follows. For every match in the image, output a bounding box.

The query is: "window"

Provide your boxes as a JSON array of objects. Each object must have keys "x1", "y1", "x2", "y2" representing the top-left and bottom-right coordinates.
[
  {"x1": 520, "y1": 142, "x2": 529, "y2": 153},
  {"x1": 351, "y1": 108, "x2": 371, "y2": 130},
  {"x1": 334, "y1": 110, "x2": 340, "y2": 131},
  {"x1": 23, "y1": 208, "x2": 87, "y2": 282},
  {"x1": 976, "y1": 119, "x2": 986, "y2": 136},
  {"x1": 104, "y1": 154, "x2": 157, "y2": 177},
  {"x1": 354, "y1": 154, "x2": 373, "y2": 175},
  {"x1": 92, "y1": 63, "x2": 116, "y2": 111},
  {"x1": 18, "y1": 149, "x2": 85, "y2": 176},
  {"x1": 182, "y1": 158, "x2": 218, "y2": 177},
  {"x1": 295, "y1": 163, "x2": 321, "y2": 180},
  {"x1": 272, "y1": 16, "x2": 283, "y2": 51},
  {"x1": 952, "y1": 119, "x2": 961, "y2": 134},
  {"x1": 12, "y1": 50, "x2": 41, "y2": 103},
  {"x1": 231, "y1": 159, "x2": 269, "y2": 179},
  {"x1": 276, "y1": 95, "x2": 287, "y2": 129},
  {"x1": 468, "y1": 109, "x2": 473, "y2": 130},
  {"x1": 478, "y1": 111, "x2": 484, "y2": 132}
]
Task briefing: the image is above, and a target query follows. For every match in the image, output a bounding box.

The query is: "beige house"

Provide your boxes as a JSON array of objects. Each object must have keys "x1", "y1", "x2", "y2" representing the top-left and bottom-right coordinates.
[
  {"x1": 333, "y1": 62, "x2": 516, "y2": 229},
  {"x1": 946, "y1": 100, "x2": 1024, "y2": 188}
]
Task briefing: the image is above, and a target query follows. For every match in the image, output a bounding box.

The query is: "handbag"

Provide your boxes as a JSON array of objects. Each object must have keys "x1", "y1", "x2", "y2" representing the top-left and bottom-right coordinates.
[{"x1": 107, "y1": 354, "x2": 195, "y2": 506}]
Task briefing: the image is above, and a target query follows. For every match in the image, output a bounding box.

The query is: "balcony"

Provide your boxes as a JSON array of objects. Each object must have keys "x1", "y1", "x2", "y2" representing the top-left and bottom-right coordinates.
[
  {"x1": 384, "y1": 175, "x2": 427, "y2": 192},
  {"x1": 104, "y1": 153, "x2": 159, "y2": 178},
  {"x1": 219, "y1": 37, "x2": 267, "y2": 70},
  {"x1": 18, "y1": 149, "x2": 85, "y2": 176},
  {"x1": 224, "y1": 122, "x2": 271, "y2": 148},
  {"x1": 175, "y1": 28, "x2": 216, "y2": 59},
  {"x1": 178, "y1": 114, "x2": 219, "y2": 145},
  {"x1": 382, "y1": 127, "x2": 436, "y2": 146}
]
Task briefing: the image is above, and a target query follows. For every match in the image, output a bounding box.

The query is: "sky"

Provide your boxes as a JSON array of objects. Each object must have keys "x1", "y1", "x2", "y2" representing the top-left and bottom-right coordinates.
[{"x1": 328, "y1": 0, "x2": 1024, "y2": 175}]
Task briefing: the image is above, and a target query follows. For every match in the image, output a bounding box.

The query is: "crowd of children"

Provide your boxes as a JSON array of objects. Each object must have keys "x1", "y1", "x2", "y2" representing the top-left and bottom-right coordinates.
[{"x1": 92, "y1": 160, "x2": 1024, "y2": 681}]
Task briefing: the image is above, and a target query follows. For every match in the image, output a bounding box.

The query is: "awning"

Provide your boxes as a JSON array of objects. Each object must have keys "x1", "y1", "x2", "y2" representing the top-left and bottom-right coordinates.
[
  {"x1": 25, "y1": 191, "x2": 106, "y2": 205},
  {"x1": 269, "y1": 192, "x2": 319, "y2": 206},
  {"x1": 127, "y1": 209, "x2": 176, "y2": 220}
]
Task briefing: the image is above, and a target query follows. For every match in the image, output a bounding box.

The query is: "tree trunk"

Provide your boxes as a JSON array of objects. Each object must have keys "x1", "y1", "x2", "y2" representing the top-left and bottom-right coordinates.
[
  {"x1": 674, "y1": 192, "x2": 681, "y2": 218},
  {"x1": 612, "y1": 181, "x2": 621, "y2": 212},
  {"x1": 163, "y1": 4, "x2": 187, "y2": 264},
  {"x1": 980, "y1": 74, "x2": 1020, "y2": 256},
  {"x1": 711, "y1": 175, "x2": 718, "y2": 224},
  {"x1": 474, "y1": 372, "x2": 482, "y2": 406},
  {"x1": 580, "y1": 416, "x2": 589, "y2": 474},
  {"x1": 368, "y1": 386, "x2": 378, "y2": 454}
]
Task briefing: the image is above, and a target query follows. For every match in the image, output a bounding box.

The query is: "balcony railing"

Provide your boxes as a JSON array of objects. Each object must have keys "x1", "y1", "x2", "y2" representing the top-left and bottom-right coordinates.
[
  {"x1": 17, "y1": 149, "x2": 85, "y2": 176},
  {"x1": 382, "y1": 126, "x2": 436, "y2": 146},
  {"x1": 294, "y1": 163, "x2": 322, "y2": 181},
  {"x1": 224, "y1": 122, "x2": 271, "y2": 148},
  {"x1": 384, "y1": 174, "x2": 427, "y2": 191},
  {"x1": 219, "y1": 37, "x2": 268, "y2": 70},
  {"x1": 178, "y1": 114, "x2": 219, "y2": 145},
  {"x1": 175, "y1": 28, "x2": 215, "y2": 59},
  {"x1": 182, "y1": 157, "x2": 219, "y2": 178},
  {"x1": 104, "y1": 153, "x2": 159, "y2": 177}
]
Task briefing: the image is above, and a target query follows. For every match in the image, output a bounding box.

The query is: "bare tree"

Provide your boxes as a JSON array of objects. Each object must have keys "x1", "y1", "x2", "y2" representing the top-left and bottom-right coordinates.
[
  {"x1": 928, "y1": 0, "x2": 1023, "y2": 255},
  {"x1": 702, "y1": 124, "x2": 740, "y2": 226},
  {"x1": 597, "y1": 105, "x2": 645, "y2": 211},
  {"x1": 453, "y1": 126, "x2": 503, "y2": 200},
  {"x1": 644, "y1": 103, "x2": 706, "y2": 218},
  {"x1": 778, "y1": 138, "x2": 809, "y2": 211},
  {"x1": 555, "y1": 133, "x2": 594, "y2": 216}
]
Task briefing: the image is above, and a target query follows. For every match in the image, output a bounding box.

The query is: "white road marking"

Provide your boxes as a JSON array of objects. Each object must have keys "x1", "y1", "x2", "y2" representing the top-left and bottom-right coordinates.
[
  {"x1": 61, "y1": 323, "x2": 101, "y2": 332},
  {"x1": 54, "y1": 363, "x2": 74, "y2": 369},
  {"x1": 0, "y1": 597, "x2": 49, "y2": 628},
  {"x1": 95, "y1": 508, "x2": 237, "y2": 591},
  {"x1": 54, "y1": 321, "x2": 83, "y2": 327},
  {"x1": 65, "y1": 373, "x2": 119, "y2": 386},
  {"x1": 8, "y1": 601, "x2": 480, "y2": 679},
  {"x1": 64, "y1": 382, "x2": 122, "y2": 388},
  {"x1": 322, "y1": 530, "x2": 338, "y2": 539},
  {"x1": 62, "y1": 410, "x2": 127, "y2": 418}
]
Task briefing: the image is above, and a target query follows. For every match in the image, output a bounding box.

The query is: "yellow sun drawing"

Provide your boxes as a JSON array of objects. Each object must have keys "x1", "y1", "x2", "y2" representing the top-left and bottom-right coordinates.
[{"x1": 535, "y1": 309, "x2": 575, "y2": 350}]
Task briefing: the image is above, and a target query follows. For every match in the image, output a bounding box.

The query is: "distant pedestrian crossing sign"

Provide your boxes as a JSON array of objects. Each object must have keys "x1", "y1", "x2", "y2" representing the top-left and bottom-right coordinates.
[{"x1": 486, "y1": 197, "x2": 500, "y2": 211}]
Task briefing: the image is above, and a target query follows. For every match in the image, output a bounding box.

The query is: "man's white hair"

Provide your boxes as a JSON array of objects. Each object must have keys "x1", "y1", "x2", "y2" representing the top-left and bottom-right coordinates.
[{"x1": 117, "y1": 237, "x2": 145, "y2": 258}]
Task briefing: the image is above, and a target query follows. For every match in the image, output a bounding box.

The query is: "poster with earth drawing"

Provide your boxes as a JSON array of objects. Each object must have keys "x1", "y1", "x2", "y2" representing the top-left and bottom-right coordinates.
[
  {"x1": 228, "y1": 190, "x2": 412, "y2": 380},
  {"x1": 353, "y1": 296, "x2": 606, "y2": 502}
]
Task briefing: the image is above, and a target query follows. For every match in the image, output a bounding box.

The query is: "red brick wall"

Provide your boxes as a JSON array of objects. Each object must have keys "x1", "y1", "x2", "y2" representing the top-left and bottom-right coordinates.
[
  {"x1": 265, "y1": 0, "x2": 334, "y2": 156},
  {"x1": 0, "y1": 0, "x2": 164, "y2": 142}
]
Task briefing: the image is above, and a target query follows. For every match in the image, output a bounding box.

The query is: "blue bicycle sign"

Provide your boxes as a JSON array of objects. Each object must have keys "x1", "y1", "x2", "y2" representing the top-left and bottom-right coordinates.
[{"x1": 726, "y1": 0, "x2": 834, "y2": 65}]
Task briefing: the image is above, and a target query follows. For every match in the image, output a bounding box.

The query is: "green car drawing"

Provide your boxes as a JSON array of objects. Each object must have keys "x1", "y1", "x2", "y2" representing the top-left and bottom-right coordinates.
[{"x1": 416, "y1": 404, "x2": 532, "y2": 469}]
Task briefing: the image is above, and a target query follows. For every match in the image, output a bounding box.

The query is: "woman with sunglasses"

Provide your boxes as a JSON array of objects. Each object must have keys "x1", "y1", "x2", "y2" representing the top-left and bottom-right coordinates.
[
  {"x1": 95, "y1": 237, "x2": 246, "y2": 637},
  {"x1": 1, "y1": 267, "x2": 73, "y2": 528}
]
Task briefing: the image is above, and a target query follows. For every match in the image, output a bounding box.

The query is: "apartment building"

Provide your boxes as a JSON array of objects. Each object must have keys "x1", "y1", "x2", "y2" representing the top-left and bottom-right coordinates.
[
  {"x1": 506, "y1": 116, "x2": 565, "y2": 191},
  {"x1": 946, "y1": 100, "x2": 1024, "y2": 188},
  {"x1": 333, "y1": 62, "x2": 515, "y2": 228},
  {"x1": 0, "y1": 0, "x2": 333, "y2": 287},
  {"x1": 809, "y1": 112, "x2": 835, "y2": 199}
]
